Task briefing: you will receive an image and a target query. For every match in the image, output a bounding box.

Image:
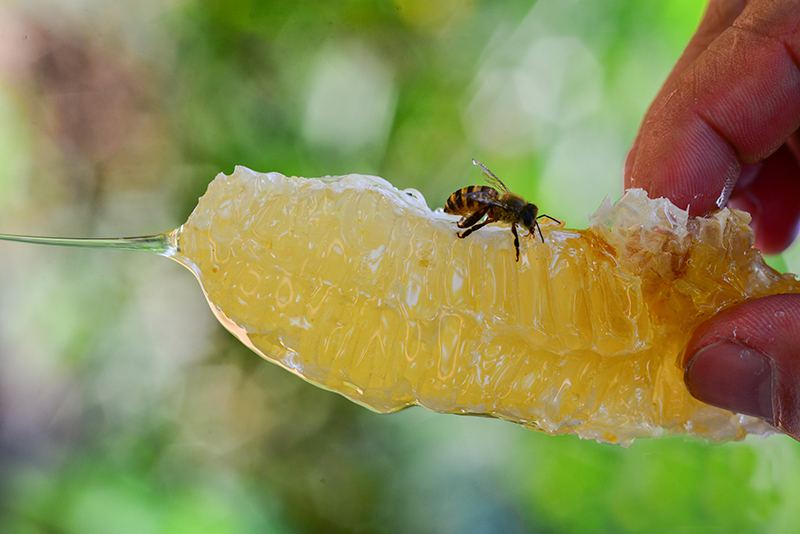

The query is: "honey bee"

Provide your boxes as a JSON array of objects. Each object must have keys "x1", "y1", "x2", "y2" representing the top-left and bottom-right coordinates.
[{"x1": 444, "y1": 159, "x2": 560, "y2": 261}]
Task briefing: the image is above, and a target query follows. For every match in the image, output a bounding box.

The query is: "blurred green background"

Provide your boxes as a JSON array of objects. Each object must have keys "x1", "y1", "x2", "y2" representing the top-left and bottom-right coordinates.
[{"x1": 1, "y1": 0, "x2": 800, "y2": 532}]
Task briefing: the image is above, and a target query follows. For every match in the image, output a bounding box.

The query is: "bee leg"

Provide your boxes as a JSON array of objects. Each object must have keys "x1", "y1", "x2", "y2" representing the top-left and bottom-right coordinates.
[
  {"x1": 457, "y1": 219, "x2": 492, "y2": 239},
  {"x1": 456, "y1": 207, "x2": 490, "y2": 229},
  {"x1": 511, "y1": 223, "x2": 520, "y2": 261}
]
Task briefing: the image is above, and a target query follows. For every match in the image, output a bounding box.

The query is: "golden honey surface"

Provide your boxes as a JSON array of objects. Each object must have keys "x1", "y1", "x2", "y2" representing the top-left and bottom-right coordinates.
[{"x1": 174, "y1": 167, "x2": 800, "y2": 444}]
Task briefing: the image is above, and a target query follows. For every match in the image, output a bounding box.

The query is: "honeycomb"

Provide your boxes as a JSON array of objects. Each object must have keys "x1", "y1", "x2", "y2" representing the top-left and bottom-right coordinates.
[{"x1": 174, "y1": 166, "x2": 799, "y2": 445}]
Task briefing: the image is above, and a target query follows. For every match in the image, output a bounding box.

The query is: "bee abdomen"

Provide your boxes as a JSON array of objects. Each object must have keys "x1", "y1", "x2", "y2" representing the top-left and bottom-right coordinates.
[{"x1": 445, "y1": 185, "x2": 496, "y2": 214}]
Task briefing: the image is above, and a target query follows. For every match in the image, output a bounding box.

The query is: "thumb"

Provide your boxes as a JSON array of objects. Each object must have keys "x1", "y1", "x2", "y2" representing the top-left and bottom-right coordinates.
[{"x1": 684, "y1": 294, "x2": 800, "y2": 440}]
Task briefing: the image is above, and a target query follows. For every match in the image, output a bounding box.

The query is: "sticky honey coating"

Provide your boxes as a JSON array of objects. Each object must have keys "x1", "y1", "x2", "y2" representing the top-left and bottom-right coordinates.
[{"x1": 175, "y1": 166, "x2": 800, "y2": 445}]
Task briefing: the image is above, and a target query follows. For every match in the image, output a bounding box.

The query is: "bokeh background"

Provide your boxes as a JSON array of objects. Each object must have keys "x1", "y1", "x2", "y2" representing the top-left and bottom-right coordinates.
[{"x1": 1, "y1": 0, "x2": 800, "y2": 532}]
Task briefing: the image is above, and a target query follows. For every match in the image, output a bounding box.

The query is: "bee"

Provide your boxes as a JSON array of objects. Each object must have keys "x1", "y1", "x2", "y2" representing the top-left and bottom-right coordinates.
[{"x1": 444, "y1": 159, "x2": 560, "y2": 261}]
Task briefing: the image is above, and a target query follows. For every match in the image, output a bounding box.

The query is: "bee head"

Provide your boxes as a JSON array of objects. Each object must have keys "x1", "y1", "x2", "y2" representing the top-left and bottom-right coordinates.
[{"x1": 521, "y1": 203, "x2": 539, "y2": 232}]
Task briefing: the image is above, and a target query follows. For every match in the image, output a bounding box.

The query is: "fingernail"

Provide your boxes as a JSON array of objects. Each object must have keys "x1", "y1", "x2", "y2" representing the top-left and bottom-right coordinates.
[{"x1": 685, "y1": 341, "x2": 775, "y2": 424}]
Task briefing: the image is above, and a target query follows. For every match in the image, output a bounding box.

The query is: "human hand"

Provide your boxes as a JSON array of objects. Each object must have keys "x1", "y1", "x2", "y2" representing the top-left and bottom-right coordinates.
[{"x1": 624, "y1": 0, "x2": 800, "y2": 440}]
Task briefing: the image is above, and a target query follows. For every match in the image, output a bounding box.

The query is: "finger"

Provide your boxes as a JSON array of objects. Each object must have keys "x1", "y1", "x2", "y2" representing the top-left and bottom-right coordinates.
[
  {"x1": 625, "y1": 0, "x2": 750, "y2": 182},
  {"x1": 728, "y1": 141, "x2": 800, "y2": 254},
  {"x1": 625, "y1": 0, "x2": 800, "y2": 216},
  {"x1": 683, "y1": 294, "x2": 800, "y2": 441}
]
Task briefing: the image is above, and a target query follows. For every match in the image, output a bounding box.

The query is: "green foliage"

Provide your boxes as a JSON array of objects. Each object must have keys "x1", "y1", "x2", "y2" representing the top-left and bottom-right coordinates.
[{"x1": 510, "y1": 433, "x2": 789, "y2": 533}]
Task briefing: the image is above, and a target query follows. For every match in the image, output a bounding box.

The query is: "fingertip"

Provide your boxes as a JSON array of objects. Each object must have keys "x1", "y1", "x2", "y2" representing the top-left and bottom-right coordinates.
[
  {"x1": 624, "y1": 2, "x2": 800, "y2": 219},
  {"x1": 684, "y1": 295, "x2": 800, "y2": 441},
  {"x1": 629, "y1": 108, "x2": 740, "y2": 215},
  {"x1": 728, "y1": 144, "x2": 800, "y2": 254},
  {"x1": 684, "y1": 341, "x2": 774, "y2": 424}
]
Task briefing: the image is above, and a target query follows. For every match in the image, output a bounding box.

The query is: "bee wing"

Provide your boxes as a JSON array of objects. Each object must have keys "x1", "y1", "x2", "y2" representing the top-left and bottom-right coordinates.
[
  {"x1": 462, "y1": 191, "x2": 511, "y2": 215},
  {"x1": 463, "y1": 190, "x2": 505, "y2": 207},
  {"x1": 472, "y1": 159, "x2": 510, "y2": 193}
]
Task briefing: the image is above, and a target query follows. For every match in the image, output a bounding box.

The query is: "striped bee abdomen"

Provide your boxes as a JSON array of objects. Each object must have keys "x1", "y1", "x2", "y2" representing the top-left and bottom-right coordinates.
[{"x1": 444, "y1": 185, "x2": 497, "y2": 215}]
